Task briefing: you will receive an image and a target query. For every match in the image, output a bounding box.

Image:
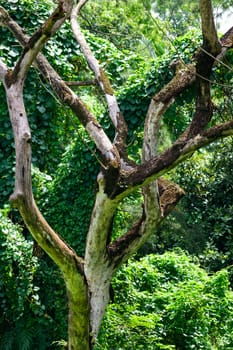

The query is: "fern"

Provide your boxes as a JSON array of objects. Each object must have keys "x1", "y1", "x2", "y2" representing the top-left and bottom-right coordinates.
[
  {"x1": 33, "y1": 326, "x2": 48, "y2": 350},
  {"x1": 16, "y1": 326, "x2": 34, "y2": 350},
  {"x1": 0, "y1": 330, "x2": 14, "y2": 350},
  {"x1": 52, "y1": 339, "x2": 68, "y2": 349}
]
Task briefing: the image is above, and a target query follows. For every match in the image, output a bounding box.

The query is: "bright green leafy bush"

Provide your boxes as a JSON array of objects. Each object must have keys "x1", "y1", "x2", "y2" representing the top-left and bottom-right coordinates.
[{"x1": 96, "y1": 251, "x2": 233, "y2": 350}]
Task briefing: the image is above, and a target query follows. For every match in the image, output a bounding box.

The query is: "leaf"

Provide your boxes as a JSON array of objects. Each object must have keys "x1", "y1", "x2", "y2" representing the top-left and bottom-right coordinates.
[{"x1": 37, "y1": 105, "x2": 46, "y2": 114}]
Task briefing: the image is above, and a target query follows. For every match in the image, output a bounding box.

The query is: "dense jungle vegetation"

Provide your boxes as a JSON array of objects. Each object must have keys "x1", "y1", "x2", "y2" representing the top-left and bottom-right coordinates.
[{"x1": 0, "y1": 0, "x2": 233, "y2": 349}]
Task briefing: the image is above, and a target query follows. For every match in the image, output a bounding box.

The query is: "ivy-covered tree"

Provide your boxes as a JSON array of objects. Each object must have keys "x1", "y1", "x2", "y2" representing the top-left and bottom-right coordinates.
[{"x1": 0, "y1": 1, "x2": 233, "y2": 349}]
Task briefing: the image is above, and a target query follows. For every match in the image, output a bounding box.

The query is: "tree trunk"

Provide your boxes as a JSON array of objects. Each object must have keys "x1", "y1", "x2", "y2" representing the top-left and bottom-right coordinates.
[{"x1": 65, "y1": 271, "x2": 90, "y2": 350}]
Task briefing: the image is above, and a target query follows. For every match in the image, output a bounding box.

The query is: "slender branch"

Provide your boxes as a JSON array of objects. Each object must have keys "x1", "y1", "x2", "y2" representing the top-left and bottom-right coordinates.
[
  {"x1": 143, "y1": 60, "x2": 195, "y2": 162},
  {"x1": 0, "y1": 6, "x2": 120, "y2": 168},
  {"x1": 108, "y1": 178, "x2": 184, "y2": 267},
  {"x1": 76, "y1": 0, "x2": 89, "y2": 12},
  {"x1": 65, "y1": 79, "x2": 97, "y2": 86},
  {"x1": 70, "y1": 0, "x2": 128, "y2": 154},
  {"x1": 5, "y1": 83, "x2": 83, "y2": 275}
]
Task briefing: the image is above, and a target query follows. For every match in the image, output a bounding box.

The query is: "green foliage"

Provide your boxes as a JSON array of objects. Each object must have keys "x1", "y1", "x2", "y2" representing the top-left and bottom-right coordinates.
[
  {"x1": 0, "y1": 209, "x2": 38, "y2": 320},
  {"x1": 112, "y1": 191, "x2": 143, "y2": 240},
  {"x1": 96, "y1": 251, "x2": 233, "y2": 350},
  {"x1": 0, "y1": 1, "x2": 73, "y2": 205},
  {"x1": 0, "y1": 1, "x2": 76, "y2": 203},
  {"x1": 117, "y1": 29, "x2": 201, "y2": 146},
  {"x1": 40, "y1": 130, "x2": 99, "y2": 256},
  {"x1": 86, "y1": 31, "x2": 146, "y2": 86},
  {"x1": 152, "y1": 0, "x2": 232, "y2": 35},
  {"x1": 82, "y1": 0, "x2": 166, "y2": 56},
  {"x1": 141, "y1": 137, "x2": 233, "y2": 278},
  {"x1": 0, "y1": 209, "x2": 39, "y2": 349},
  {"x1": 0, "y1": 209, "x2": 67, "y2": 349},
  {"x1": 152, "y1": 0, "x2": 200, "y2": 36},
  {"x1": 0, "y1": 0, "x2": 151, "y2": 206},
  {"x1": 137, "y1": 44, "x2": 233, "y2": 260},
  {"x1": 174, "y1": 140, "x2": 233, "y2": 270},
  {"x1": 0, "y1": 72, "x2": 68, "y2": 206},
  {"x1": 0, "y1": 0, "x2": 54, "y2": 34}
]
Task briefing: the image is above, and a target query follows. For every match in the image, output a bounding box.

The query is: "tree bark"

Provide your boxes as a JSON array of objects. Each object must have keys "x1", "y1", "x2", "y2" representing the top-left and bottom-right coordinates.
[
  {"x1": 0, "y1": 1, "x2": 233, "y2": 349},
  {"x1": 65, "y1": 269, "x2": 90, "y2": 350},
  {"x1": 84, "y1": 180, "x2": 118, "y2": 339}
]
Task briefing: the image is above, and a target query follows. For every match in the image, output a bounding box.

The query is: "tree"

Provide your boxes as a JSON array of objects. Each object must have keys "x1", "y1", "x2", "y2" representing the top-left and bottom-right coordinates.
[
  {"x1": 0, "y1": 0, "x2": 232, "y2": 349},
  {"x1": 151, "y1": 0, "x2": 233, "y2": 35}
]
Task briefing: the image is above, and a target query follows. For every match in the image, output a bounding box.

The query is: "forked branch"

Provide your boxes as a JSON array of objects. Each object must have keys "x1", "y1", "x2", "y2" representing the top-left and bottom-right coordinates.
[
  {"x1": 0, "y1": 2, "x2": 86, "y2": 275},
  {"x1": 0, "y1": 5, "x2": 120, "y2": 168}
]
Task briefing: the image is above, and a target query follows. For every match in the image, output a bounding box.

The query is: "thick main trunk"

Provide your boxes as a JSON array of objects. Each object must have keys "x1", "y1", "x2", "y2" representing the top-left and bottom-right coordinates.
[
  {"x1": 84, "y1": 179, "x2": 118, "y2": 340},
  {"x1": 4, "y1": 70, "x2": 93, "y2": 350},
  {"x1": 65, "y1": 271, "x2": 90, "y2": 350},
  {"x1": 66, "y1": 265, "x2": 114, "y2": 349}
]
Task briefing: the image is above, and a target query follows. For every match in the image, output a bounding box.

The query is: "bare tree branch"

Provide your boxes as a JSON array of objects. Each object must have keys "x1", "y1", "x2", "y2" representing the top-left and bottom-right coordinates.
[
  {"x1": 118, "y1": 121, "x2": 233, "y2": 192},
  {"x1": 0, "y1": 2, "x2": 87, "y2": 276},
  {"x1": 65, "y1": 79, "x2": 97, "y2": 86},
  {"x1": 0, "y1": 6, "x2": 120, "y2": 168},
  {"x1": 143, "y1": 60, "x2": 196, "y2": 161},
  {"x1": 111, "y1": 59, "x2": 201, "y2": 261},
  {"x1": 70, "y1": 0, "x2": 128, "y2": 155},
  {"x1": 108, "y1": 60, "x2": 194, "y2": 264},
  {"x1": 5, "y1": 74, "x2": 84, "y2": 275}
]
